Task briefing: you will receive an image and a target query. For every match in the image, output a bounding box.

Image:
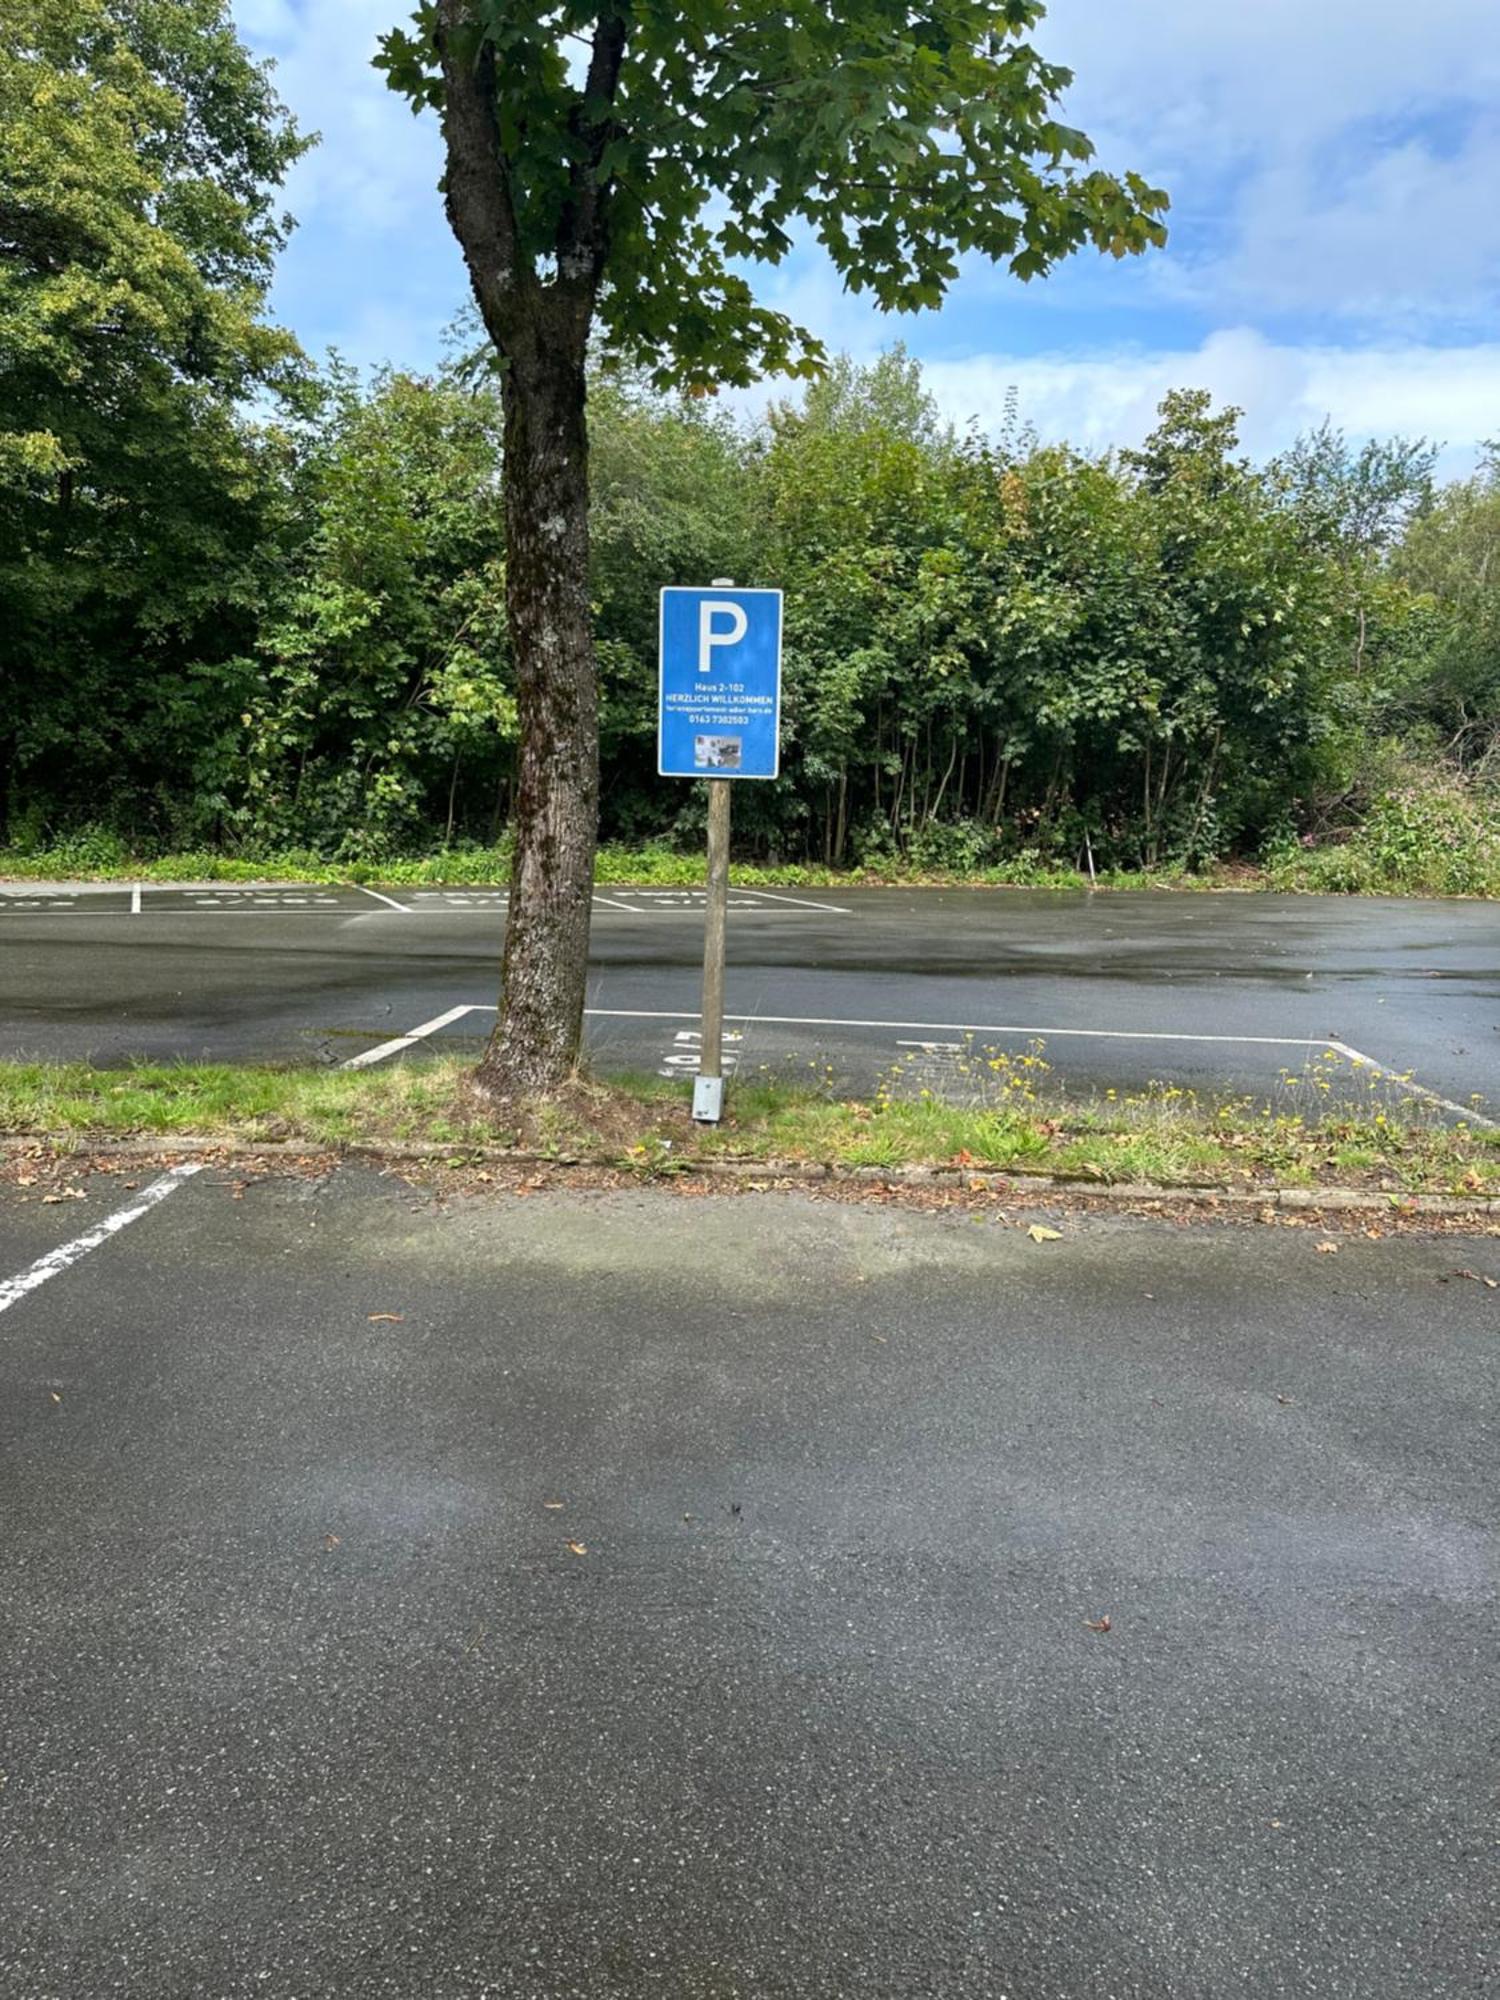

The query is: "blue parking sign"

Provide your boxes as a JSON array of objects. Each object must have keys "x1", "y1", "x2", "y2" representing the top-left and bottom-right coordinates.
[{"x1": 658, "y1": 586, "x2": 782, "y2": 780}]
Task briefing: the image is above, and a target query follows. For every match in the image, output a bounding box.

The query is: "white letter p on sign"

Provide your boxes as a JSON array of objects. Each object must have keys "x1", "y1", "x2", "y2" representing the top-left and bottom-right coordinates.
[{"x1": 698, "y1": 599, "x2": 747, "y2": 674}]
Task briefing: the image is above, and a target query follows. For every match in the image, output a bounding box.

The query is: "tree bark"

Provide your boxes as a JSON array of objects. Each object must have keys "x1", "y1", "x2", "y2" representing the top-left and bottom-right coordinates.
[
  {"x1": 433, "y1": 0, "x2": 626, "y2": 1099},
  {"x1": 473, "y1": 334, "x2": 599, "y2": 1095}
]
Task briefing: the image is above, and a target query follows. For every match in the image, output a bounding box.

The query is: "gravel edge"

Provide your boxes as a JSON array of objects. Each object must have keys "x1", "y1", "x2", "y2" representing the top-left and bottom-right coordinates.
[{"x1": 0, "y1": 1130, "x2": 1493, "y2": 1220}]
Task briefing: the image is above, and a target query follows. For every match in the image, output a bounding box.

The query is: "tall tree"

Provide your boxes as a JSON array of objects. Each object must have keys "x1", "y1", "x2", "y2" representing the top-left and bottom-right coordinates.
[
  {"x1": 1395, "y1": 446, "x2": 1500, "y2": 763},
  {"x1": 0, "y1": 0, "x2": 307, "y2": 837},
  {"x1": 378, "y1": 0, "x2": 1169, "y2": 1095}
]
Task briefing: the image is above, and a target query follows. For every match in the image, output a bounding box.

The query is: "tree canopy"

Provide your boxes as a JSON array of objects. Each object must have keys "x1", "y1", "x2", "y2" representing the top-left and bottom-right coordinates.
[
  {"x1": 378, "y1": 0, "x2": 1169, "y2": 389},
  {"x1": 0, "y1": 0, "x2": 306, "y2": 831}
]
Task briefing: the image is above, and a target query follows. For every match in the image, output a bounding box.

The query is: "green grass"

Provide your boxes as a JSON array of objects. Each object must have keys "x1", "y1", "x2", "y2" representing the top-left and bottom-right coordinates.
[
  {"x1": 0, "y1": 1061, "x2": 497, "y2": 1146},
  {"x1": 4, "y1": 805, "x2": 1497, "y2": 900},
  {"x1": 0, "y1": 836, "x2": 1239, "y2": 893},
  {"x1": 4, "y1": 835, "x2": 1491, "y2": 897},
  {"x1": 1, "y1": 1053, "x2": 1494, "y2": 1199}
]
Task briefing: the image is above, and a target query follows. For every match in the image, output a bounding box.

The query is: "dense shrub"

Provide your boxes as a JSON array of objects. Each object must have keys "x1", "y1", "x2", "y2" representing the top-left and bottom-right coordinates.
[{"x1": 5, "y1": 333, "x2": 1496, "y2": 887}]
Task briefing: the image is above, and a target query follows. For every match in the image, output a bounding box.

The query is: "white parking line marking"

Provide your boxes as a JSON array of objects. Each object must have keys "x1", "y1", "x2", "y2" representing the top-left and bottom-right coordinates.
[
  {"x1": 658, "y1": 1028, "x2": 743, "y2": 1079},
  {"x1": 0, "y1": 890, "x2": 849, "y2": 919},
  {"x1": 1326, "y1": 1039, "x2": 1498, "y2": 1130},
  {"x1": 581, "y1": 1007, "x2": 1331, "y2": 1046},
  {"x1": 733, "y1": 888, "x2": 851, "y2": 914},
  {"x1": 340, "y1": 1004, "x2": 478, "y2": 1070},
  {"x1": 0, "y1": 1165, "x2": 202, "y2": 1318},
  {"x1": 340, "y1": 1003, "x2": 1489, "y2": 1121}
]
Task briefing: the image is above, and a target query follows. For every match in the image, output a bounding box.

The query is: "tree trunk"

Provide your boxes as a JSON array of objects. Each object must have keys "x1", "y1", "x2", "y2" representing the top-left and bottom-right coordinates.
[
  {"x1": 444, "y1": 750, "x2": 462, "y2": 846},
  {"x1": 988, "y1": 749, "x2": 1011, "y2": 827},
  {"x1": 928, "y1": 732, "x2": 960, "y2": 826},
  {"x1": 431, "y1": 0, "x2": 626, "y2": 1101},
  {"x1": 473, "y1": 337, "x2": 599, "y2": 1097}
]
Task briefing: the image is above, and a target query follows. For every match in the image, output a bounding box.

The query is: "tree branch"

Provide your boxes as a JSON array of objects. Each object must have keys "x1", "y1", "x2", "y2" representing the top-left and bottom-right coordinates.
[
  {"x1": 557, "y1": 5, "x2": 629, "y2": 294},
  {"x1": 433, "y1": 0, "x2": 530, "y2": 354}
]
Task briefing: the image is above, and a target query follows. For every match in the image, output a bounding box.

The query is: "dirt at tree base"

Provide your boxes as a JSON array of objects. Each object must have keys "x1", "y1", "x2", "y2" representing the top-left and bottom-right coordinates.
[{"x1": 453, "y1": 1070, "x2": 698, "y2": 1153}]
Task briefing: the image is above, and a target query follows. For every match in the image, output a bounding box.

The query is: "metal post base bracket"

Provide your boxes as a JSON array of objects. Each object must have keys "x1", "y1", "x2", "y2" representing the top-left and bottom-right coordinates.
[{"x1": 692, "y1": 1074, "x2": 725, "y2": 1125}]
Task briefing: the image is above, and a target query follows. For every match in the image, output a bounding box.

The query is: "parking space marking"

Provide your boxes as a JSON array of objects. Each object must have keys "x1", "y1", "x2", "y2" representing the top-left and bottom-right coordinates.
[
  {"x1": 340, "y1": 1004, "x2": 480, "y2": 1070},
  {"x1": 657, "y1": 1027, "x2": 743, "y2": 1080},
  {"x1": 0, "y1": 1164, "x2": 202, "y2": 1318},
  {"x1": 406, "y1": 890, "x2": 509, "y2": 909},
  {"x1": 734, "y1": 888, "x2": 851, "y2": 914},
  {"x1": 895, "y1": 1038, "x2": 968, "y2": 1092},
  {"x1": 178, "y1": 890, "x2": 346, "y2": 908},
  {"x1": 1326, "y1": 1038, "x2": 1497, "y2": 1130},
  {"x1": 582, "y1": 1006, "x2": 1331, "y2": 1046},
  {"x1": 599, "y1": 888, "x2": 848, "y2": 914},
  {"x1": 0, "y1": 886, "x2": 852, "y2": 920},
  {"x1": 579, "y1": 1008, "x2": 1490, "y2": 1122},
  {"x1": 268, "y1": 1002, "x2": 1495, "y2": 1128}
]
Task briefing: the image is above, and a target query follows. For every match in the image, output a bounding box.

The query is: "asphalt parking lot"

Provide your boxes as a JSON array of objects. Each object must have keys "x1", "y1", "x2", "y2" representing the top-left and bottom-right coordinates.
[
  {"x1": 0, "y1": 1164, "x2": 1495, "y2": 1997},
  {"x1": 0, "y1": 882, "x2": 1494, "y2": 1116}
]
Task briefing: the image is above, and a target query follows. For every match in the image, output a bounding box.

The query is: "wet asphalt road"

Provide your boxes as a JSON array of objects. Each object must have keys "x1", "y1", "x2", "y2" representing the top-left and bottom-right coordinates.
[
  {"x1": 0, "y1": 882, "x2": 1494, "y2": 1110},
  {"x1": 0, "y1": 1170, "x2": 1495, "y2": 1997}
]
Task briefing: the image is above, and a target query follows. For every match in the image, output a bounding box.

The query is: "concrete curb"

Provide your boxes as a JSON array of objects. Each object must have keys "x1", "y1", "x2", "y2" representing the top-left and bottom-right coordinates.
[{"x1": 1, "y1": 1130, "x2": 1494, "y2": 1221}]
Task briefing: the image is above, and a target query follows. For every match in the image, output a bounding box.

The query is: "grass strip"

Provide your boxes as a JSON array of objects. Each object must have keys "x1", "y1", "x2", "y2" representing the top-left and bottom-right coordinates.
[{"x1": 0, "y1": 1057, "x2": 1494, "y2": 1199}]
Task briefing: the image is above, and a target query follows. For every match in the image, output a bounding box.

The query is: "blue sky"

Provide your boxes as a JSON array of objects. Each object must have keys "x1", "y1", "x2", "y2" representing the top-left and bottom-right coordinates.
[{"x1": 235, "y1": 0, "x2": 1500, "y2": 474}]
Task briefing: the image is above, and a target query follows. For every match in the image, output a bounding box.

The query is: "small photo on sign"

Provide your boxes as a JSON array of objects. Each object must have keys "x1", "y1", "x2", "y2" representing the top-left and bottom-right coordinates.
[{"x1": 694, "y1": 735, "x2": 742, "y2": 771}]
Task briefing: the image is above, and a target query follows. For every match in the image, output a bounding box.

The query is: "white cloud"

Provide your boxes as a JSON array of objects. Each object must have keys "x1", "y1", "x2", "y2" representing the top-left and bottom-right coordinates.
[
  {"x1": 232, "y1": 0, "x2": 1500, "y2": 471},
  {"x1": 246, "y1": 0, "x2": 445, "y2": 234},
  {"x1": 1046, "y1": 0, "x2": 1500, "y2": 168},
  {"x1": 919, "y1": 328, "x2": 1500, "y2": 473},
  {"x1": 1043, "y1": 0, "x2": 1500, "y2": 332},
  {"x1": 1207, "y1": 120, "x2": 1500, "y2": 326}
]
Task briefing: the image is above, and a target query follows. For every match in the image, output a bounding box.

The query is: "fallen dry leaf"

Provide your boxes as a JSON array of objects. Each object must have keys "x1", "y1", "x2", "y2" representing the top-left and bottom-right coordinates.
[
  {"x1": 49, "y1": 1391, "x2": 62, "y2": 1405},
  {"x1": 366, "y1": 1312, "x2": 404, "y2": 1323},
  {"x1": 564, "y1": 1539, "x2": 588, "y2": 1556},
  {"x1": 1027, "y1": 1223, "x2": 1063, "y2": 1244},
  {"x1": 1275, "y1": 1393, "x2": 1294, "y2": 1406},
  {"x1": 542, "y1": 1499, "x2": 564, "y2": 1510},
  {"x1": 1084, "y1": 1614, "x2": 1112, "y2": 1634},
  {"x1": 323, "y1": 1533, "x2": 341, "y2": 1551},
  {"x1": 1451, "y1": 1268, "x2": 1499, "y2": 1289},
  {"x1": 1315, "y1": 1241, "x2": 1339, "y2": 1254}
]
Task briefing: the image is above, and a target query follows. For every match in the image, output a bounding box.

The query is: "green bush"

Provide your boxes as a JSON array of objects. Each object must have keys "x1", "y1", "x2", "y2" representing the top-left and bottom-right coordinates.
[{"x1": 1267, "y1": 775, "x2": 1500, "y2": 896}]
